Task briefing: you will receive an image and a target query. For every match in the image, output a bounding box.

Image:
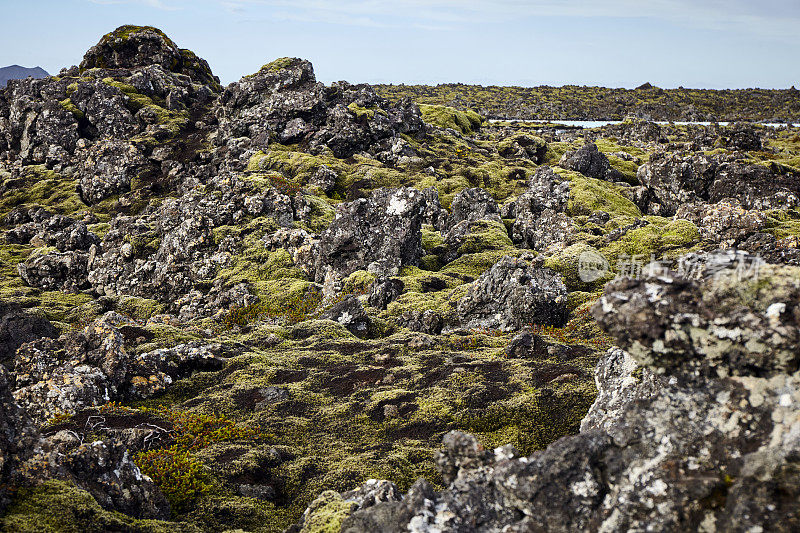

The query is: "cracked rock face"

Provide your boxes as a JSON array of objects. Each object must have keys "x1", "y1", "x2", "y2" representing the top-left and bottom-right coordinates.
[
  {"x1": 593, "y1": 250, "x2": 800, "y2": 378},
  {"x1": 558, "y1": 142, "x2": 614, "y2": 180},
  {"x1": 215, "y1": 57, "x2": 424, "y2": 159},
  {"x1": 80, "y1": 25, "x2": 219, "y2": 87},
  {"x1": 12, "y1": 312, "x2": 223, "y2": 424},
  {"x1": 638, "y1": 151, "x2": 800, "y2": 216},
  {"x1": 511, "y1": 165, "x2": 572, "y2": 251},
  {"x1": 456, "y1": 255, "x2": 568, "y2": 331},
  {"x1": 315, "y1": 187, "x2": 428, "y2": 284}
]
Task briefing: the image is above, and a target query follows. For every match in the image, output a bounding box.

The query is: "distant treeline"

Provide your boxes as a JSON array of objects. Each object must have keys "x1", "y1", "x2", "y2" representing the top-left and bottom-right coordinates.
[{"x1": 373, "y1": 83, "x2": 800, "y2": 122}]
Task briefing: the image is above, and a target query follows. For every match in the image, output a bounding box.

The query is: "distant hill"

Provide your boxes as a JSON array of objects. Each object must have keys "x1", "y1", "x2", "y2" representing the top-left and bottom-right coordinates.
[{"x1": 0, "y1": 65, "x2": 49, "y2": 88}]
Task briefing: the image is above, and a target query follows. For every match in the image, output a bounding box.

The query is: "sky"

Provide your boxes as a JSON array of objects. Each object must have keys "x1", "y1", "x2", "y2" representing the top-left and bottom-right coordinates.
[{"x1": 1, "y1": 0, "x2": 799, "y2": 89}]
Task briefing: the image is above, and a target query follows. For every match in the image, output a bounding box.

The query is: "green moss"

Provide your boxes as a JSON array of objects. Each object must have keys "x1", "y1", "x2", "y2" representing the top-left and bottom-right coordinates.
[
  {"x1": 343, "y1": 270, "x2": 377, "y2": 295},
  {"x1": 763, "y1": 209, "x2": 800, "y2": 238},
  {"x1": 248, "y1": 148, "x2": 348, "y2": 181},
  {"x1": 298, "y1": 490, "x2": 357, "y2": 533},
  {"x1": 347, "y1": 103, "x2": 376, "y2": 121},
  {"x1": 260, "y1": 57, "x2": 296, "y2": 73},
  {"x1": 439, "y1": 249, "x2": 524, "y2": 281},
  {"x1": 102, "y1": 78, "x2": 189, "y2": 144},
  {"x1": 544, "y1": 243, "x2": 613, "y2": 292},
  {"x1": 117, "y1": 296, "x2": 164, "y2": 322},
  {"x1": 133, "y1": 323, "x2": 202, "y2": 355},
  {"x1": 59, "y1": 98, "x2": 85, "y2": 120},
  {"x1": 419, "y1": 104, "x2": 483, "y2": 134},
  {"x1": 600, "y1": 217, "x2": 701, "y2": 265},
  {"x1": 421, "y1": 225, "x2": 444, "y2": 252},
  {"x1": 107, "y1": 25, "x2": 177, "y2": 47},
  {"x1": 454, "y1": 219, "x2": 514, "y2": 256},
  {"x1": 0, "y1": 166, "x2": 86, "y2": 218},
  {"x1": 0, "y1": 481, "x2": 189, "y2": 533},
  {"x1": 560, "y1": 169, "x2": 641, "y2": 218},
  {"x1": 605, "y1": 154, "x2": 640, "y2": 185},
  {"x1": 497, "y1": 134, "x2": 546, "y2": 158}
]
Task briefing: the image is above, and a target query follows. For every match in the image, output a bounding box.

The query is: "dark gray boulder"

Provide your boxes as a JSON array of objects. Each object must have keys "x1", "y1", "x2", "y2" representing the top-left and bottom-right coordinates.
[
  {"x1": 559, "y1": 142, "x2": 612, "y2": 180},
  {"x1": 455, "y1": 255, "x2": 568, "y2": 331},
  {"x1": 314, "y1": 187, "x2": 428, "y2": 285}
]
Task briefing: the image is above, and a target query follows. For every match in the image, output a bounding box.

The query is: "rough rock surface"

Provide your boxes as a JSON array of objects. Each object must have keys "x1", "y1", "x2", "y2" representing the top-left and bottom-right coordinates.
[
  {"x1": 447, "y1": 187, "x2": 501, "y2": 228},
  {"x1": 510, "y1": 165, "x2": 572, "y2": 250},
  {"x1": 456, "y1": 255, "x2": 568, "y2": 331},
  {"x1": 559, "y1": 142, "x2": 613, "y2": 180},
  {"x1": 638, "y1": 151, "x2": 800, "y2": 215},
  {"x1": 0, "y1": 365, "x2": 38, "y2": 511},
  {"x1": 315, "y1": 187, "x2": 427, "y2": 284},
  {"x1": 12, "y1": 312, "x2": 222, "y2": 423},
  {"x1": 3, "y1": 22, "x2": 800, "y2": 533},
  {"x1": 0, "y1": 302, "x2": 58, "y2": 364},
  {"x1": 80, "y1": 25, "x2": 219, "y2": 87},
  {"x1": 215, "y1": 57, "x2": 423, "y2": 159}
]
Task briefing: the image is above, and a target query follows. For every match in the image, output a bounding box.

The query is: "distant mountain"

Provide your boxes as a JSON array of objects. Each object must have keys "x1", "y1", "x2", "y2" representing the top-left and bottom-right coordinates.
[{"x1": 0, "y1": 65, "x2": 49, "y2": 88}]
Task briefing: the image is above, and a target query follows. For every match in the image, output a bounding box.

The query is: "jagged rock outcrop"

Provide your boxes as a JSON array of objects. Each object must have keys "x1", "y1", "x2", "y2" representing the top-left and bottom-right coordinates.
[
  {"x1": 0, "y1": 301, "x2": 58, "y2": 365},
  {"x1": 0, "y1": 358, "x2": 169, "y2": 519},
  {"x1": 674, "y1": 201, "x2": 768, "y2": 247},
  {"x1": 80, "y1": 25, "x2": 219, "y2": 88},
  {"x1": 17, "y1": 250, "x2": 90, "y2": 292},
  {"x1": 510, "y1": 165, "x2": 572, "y2": 251},
  {"x1": 455, "y1": 255, "x2": 568, "y2": 331},
  {"x1": 638, "y1": 151, "x2": 800, "y2": 215},
  {"x1": 3, "y1": 22, "x2": 800, "y2": 533},
  {"x1": 12, "y1": 312, "x2": 222, "y2": 423},
  {"x1": 314, "y1": 187, "x2": 428, "y2": 286},
  {"x1": 5, "y1": 207, "x2": 99, "y2": 251},
  {"x1": 214, "y1": 57, "x2": 424, "y2": 159},
  {"x1": 16, "y1": 433, "x2": 171, "y2": 519},
  {"x1": 559, "y1": 142, "x2": 614, "y2": 180},
  {"x1": 0, "y1": 365, "x2": 38, "y2": 511},
  {"x1": 446, "y1": 187, "x2": 501, "y2": 228}
]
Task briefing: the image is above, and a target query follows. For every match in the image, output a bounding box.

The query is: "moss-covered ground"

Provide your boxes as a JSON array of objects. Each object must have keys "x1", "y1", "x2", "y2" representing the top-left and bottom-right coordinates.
[{"x1": 3, "y1": 99, "x2": 800, "y2": 532}]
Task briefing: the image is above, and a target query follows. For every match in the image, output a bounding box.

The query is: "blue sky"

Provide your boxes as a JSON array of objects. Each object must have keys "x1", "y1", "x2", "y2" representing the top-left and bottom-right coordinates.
[{"x1": 1, "y1": 0, "x2": 799, "y2": 88}]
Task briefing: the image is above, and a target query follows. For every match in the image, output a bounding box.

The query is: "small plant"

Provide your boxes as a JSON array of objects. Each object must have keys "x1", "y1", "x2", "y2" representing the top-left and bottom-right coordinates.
[
  {"x1": 266, "y1": 174, "x2": 303, "y2": 197},
  {"x1": 135, "y1": 447, "x2": 213, "y2": 513},
  {"x1": 134, "y1": 409, "x2": 263, "y2": 514},
  {"x1": 44, "y1": 412, "x2": 73, "y2": 426},
  {"x1": 450, "y1": 335, "x2": 480, "y2": 350}
]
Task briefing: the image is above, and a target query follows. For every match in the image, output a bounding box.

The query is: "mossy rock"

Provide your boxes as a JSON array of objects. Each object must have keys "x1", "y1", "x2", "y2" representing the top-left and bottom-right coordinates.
[
  {"x1": 600, "y1": 217, "x2": 701, "y2": 265},
  {"x1": 419, "y1": 104, "x2": 483, "y2": 135},
  {"x1": 0, "y1": 481, "x2": 191, "y2": 533},
  {"x1": 544, "y1": 243, "x2": 614, "y2": 292},
  {"x1": 560, "y1": 169, "x2": 641, "y2": 218}
]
